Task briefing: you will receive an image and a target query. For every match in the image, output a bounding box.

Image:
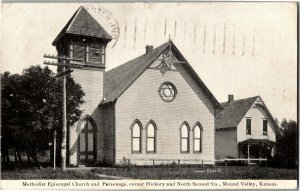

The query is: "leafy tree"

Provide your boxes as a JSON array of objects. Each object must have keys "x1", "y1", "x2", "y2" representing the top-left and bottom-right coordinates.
[
  {"x1": 1, "y1": 65, "x2": 85, "y2": 167},
  {"x1": 274, "y1": 119, "x2": 298, "y2": 168}
]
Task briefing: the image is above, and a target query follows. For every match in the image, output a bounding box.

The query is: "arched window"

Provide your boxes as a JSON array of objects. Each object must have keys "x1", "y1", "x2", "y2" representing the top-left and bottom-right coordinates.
[
  {"x1": 180, "y1": 123, "x2": 190, "y2": 153},
  {"x1": 146, "y1": 121, "x2": 157, "y2": 153},
  {"x1": 131, "y1": 120, "x2": 142, "y2": 153},
  {"x1": 193, "y1": 124, "x2": 203, "y2": 153}
]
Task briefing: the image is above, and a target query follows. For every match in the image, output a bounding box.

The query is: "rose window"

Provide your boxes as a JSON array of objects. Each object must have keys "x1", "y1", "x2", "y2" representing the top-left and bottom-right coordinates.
[{"x1": 158, "y1": 82, "x2": 177, "y2": 102}]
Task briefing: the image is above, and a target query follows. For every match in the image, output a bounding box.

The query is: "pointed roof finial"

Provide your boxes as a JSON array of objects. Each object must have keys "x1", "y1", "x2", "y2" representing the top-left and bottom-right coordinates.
[{"x1": 169, "y1": 34, "x2": 172, "y2": 41}]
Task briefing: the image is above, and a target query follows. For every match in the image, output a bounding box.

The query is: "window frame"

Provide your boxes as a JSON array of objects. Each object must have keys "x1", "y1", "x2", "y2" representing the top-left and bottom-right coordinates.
[
  {"x1": 146, "y1": 120, "x2": 157, "y2": 153},
  {"x1": 89, "y1": 43, "x2": 104, "y2": 64},
  {"x1": 180, "y1": 122, "x2": 190, "y2": 153},
  {"x1": 72, "y1": 41, "x2": 87, "y2": 63},
  {"x1": 193, "y1": 123, "x2": 203, "y2": 153},
  {"x1": 76, "y1": 115, "x2": 97, "y2": 164},
  {"x1": 158, "y1": 81, "x2": 178, "y2": 103},
  {"x1": 70, "y1": 40, "x2": 105, "y2": 65},
  {"x1": 131, "y1": 120, "x2": 143, "y2": 154},
  {"x1": 246, "y1": 118, "x2": 252, "y2": 135},
  {"x1": 263, "y1": 119, "x2": 268, "y2": 135}
]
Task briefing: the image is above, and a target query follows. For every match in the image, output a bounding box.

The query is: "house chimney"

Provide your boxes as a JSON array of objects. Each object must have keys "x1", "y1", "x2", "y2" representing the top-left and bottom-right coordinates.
[
  {"x1": 228, "y1": 94, "x2": 234, "y2": 103},
  {"x1": 146, "y1": 45, "x2": 153, "y2": 54}
]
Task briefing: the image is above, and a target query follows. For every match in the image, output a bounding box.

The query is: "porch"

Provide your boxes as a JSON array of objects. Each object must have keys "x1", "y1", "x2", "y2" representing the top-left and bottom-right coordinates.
[{"x1": 238, "y1": 139, "x2": 275, "y2": 163}]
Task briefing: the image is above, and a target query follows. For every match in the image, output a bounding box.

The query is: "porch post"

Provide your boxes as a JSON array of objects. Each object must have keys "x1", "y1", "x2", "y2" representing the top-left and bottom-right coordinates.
[
  {"x1": 259, "y1": 144, "x2": 262, "y2": 164},
  {"x1": 247, "y1": 143, "x2": 250, "y2": 164}
]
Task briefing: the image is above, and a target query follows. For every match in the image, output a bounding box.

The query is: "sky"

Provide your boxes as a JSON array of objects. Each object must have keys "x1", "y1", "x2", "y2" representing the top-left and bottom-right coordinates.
[{"x1": 1, "y1": 2, "x2": 298, "y2": 121}]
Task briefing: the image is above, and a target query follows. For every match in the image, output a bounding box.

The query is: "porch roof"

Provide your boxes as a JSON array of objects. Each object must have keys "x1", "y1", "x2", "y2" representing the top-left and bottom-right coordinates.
[{"x1": 238, "y1": 138, "x2": 276, "y2": 146}]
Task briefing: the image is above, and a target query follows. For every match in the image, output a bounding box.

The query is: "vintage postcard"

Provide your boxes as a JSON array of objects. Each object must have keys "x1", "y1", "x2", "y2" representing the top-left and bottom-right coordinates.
[{"x1": 0, "y1": 2, "x2": 298, "y2": 190}]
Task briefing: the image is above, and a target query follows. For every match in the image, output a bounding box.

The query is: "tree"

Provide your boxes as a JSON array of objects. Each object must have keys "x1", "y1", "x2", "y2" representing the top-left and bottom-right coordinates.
[
  {"x1": 1, "y1": 65, "x2": 85, "y2": 167},
  {"x1": 274, "y1": 119, "x2": 298, "y2": 168}
]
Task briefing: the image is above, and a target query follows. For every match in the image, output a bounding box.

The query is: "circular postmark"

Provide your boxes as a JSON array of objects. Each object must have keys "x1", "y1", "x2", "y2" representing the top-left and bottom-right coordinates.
[{"x1": 86, "y1": 6, "x2": 120, "y2": 48}]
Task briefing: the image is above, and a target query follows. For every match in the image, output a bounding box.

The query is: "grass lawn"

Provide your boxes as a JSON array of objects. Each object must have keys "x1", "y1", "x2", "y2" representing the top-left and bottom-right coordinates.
[
  {"x1": 1, "y1": 165, "x2": 297, "y2": 180},
  {"x1": 91, "y1": 165, "x2": 298, "y2": 180},
  {"x1": 1, "y1": 167, "x2": 100, "y2": 179}
]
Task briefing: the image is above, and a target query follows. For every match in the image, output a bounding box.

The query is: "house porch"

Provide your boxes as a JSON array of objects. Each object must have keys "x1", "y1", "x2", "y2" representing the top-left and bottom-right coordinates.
[{"x1": 238, "y1": 139, "x2": 275, "y2": 162}]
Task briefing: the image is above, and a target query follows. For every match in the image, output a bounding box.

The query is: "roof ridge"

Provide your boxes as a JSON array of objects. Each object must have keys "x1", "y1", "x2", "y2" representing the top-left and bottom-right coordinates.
[
  {"x1": 103, "y1": 42, "x2": 170, "y2": 103},
  {"x1": 66, "y1": 6, "x2": 83, "y2": 32},
  {"x1": 105, "y1": 42, "x2": 169, "y2": 74},
  {"x1": 103, "y1": 40, "x2": 222, "y2": 111},
  {"x1": 220, "y1": 95, "x2": 259, "y2": 104},
  {"x1": 216, "y1": 95, "x2": 260, "y2": 129}
]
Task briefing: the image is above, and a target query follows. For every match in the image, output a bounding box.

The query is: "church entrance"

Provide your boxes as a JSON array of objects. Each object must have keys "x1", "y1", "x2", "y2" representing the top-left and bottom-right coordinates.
[{"x1": 78, "y1": 118, "x2": 97, "y2": 166}]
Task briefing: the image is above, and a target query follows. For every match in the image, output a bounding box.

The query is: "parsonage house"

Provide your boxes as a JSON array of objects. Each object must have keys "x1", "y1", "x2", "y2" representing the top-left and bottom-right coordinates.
[{"x1": 51, "y1": 6, "x2": 277, "y2": 166}]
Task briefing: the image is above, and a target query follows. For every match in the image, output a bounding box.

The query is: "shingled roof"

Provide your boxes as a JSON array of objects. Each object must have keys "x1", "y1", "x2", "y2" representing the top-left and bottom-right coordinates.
[
  {"x1": 103, "y1": 42, "x2": 169, "y2": 103},
  {"x1": 52, "y1": 6, "x2": 112, "y2": 45},
  {"x1": 102, "y1": 40, "x2": 222, "y2": 110},
  {"x1": 215, "y1": 96, "x2": 259, "y2": 129}
]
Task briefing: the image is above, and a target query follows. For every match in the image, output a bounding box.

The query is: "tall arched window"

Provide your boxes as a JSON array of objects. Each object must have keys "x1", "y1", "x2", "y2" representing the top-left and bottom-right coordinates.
[
  {"x1": 193, "y1": 123, "x2": 203, "y2": 153},
  {"x1": 180, "y1": 122, "x2": 190, "y2": 153},
  {"x1": 131, "y1": 120, "x2": 142, "y2": 153},
  {"x1": 146, "y1": 121, "x2": 157, "y2": 153}
]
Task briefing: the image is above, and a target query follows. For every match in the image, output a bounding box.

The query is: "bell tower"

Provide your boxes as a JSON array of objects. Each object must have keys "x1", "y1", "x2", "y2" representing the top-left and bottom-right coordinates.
[
  {"x1": 52, "y1": 6, "x2": 112, "y2": 108},
  {"x1": 52, "y1": 6, "x2": 112, "y2": 165}
]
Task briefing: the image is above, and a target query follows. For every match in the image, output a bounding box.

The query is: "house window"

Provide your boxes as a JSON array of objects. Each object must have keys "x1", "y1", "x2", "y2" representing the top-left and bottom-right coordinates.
[
  {"x1": 180, "y1": 123, "x2": 190, "y2": 153},
  {"x1": 193, "y1": 124, "x2": 202, "y2": 153},
  {"x1": 146, "y1": 121, "x2": 157, "y2": 153},
  {"x1": 246, "y1": 118, "x2": 251, "y2": 135},
  {"x1": 131, "y1": 120, "x2": 142, "y2": 153},
  {"x1": 263, "y1": 120, "x2": 268, "y2": 135}
]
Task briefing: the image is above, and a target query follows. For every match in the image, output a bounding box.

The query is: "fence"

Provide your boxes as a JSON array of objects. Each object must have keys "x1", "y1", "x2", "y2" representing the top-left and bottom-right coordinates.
[
  {"x1": 217, "y1": 158, "x2": 268, "y2": 171},
  {"x1": 120, "y1": 158, "x2": 268, "y2": 172}
]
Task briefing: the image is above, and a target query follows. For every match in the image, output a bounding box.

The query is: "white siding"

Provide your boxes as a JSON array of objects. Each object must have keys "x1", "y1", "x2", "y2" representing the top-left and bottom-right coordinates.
[
  {"x1": 114, "y1": 59, "x2": 215, "y2": 165},
  {"x1": 68, "y1": 68, "x2": 104, "y2": 165},
  {"x1": 237, "y1": 105, "x2": 276, "y2": 143}
]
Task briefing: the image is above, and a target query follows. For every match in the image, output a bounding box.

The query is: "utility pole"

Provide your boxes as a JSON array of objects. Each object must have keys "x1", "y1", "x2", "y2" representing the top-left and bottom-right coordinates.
[
  {"x1": 61, "y1": 60, "x2": 67, "y2": 171},
  {"x1": 43, "y1": 54, "x2": 82, "y2": 171},
  {"x1": 54, "y1": 130, "x2": 57, "y2": 171}
]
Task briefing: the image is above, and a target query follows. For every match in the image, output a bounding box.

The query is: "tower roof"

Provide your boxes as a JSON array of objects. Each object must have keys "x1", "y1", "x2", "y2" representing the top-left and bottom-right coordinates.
[{"x1": 52, "y1": 6, "x2": 112, "y2": 45}]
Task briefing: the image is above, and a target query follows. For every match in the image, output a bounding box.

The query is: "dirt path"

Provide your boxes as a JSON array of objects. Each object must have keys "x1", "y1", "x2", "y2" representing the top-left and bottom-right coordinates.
[
  {"x1": 93, "y1": 173, "x2": 132, "y2": 180},
  {"x1": 67, "y1": 167, "x2": 132, "y2": 180}
]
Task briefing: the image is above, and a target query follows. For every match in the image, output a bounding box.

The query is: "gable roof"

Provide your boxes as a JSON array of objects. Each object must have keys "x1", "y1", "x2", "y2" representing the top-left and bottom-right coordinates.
[
  {"x1": 215, "y1": 96, "x2": 259, "y2": 129},
  {"x1": 52, "y1": 6, "x2": 112, "y2": 45},
  {"x1": 103, "y1": 42, "x2": 169, "y2": 104},
  {"x1": 102, "y1": 40, "x2": 222, "y2": 110}
]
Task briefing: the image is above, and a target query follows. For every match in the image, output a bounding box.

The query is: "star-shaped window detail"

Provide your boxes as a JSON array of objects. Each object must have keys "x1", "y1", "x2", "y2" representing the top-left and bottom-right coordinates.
[
  {"x1": 158, "y1": 82, "x2": 177, "y2": 102},
  {"x1": 150, "y1": 42, "x2": 186, "y2": 76}
]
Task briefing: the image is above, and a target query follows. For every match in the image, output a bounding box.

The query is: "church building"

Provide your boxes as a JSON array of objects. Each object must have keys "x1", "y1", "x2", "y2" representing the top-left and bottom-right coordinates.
[{"x1": 51, "y1": 6, "x2": 277, "y2": 166}]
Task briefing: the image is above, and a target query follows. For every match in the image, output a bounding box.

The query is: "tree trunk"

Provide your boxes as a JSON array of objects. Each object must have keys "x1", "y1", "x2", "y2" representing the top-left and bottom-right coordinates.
[
  {"x1": 13, "y1": 148, "x2": 18, "y2": 163},
  {"x1": 2, "y1": 147, "x2": 10, "y2": 164},
  {"x1": 26, "y1": 152, "x2": 31, "y2": 162},
  {"x1": 28, "y1": 149, "x2": 40, "y2": 168},
  {"x1": 16, "y1": 149, "x2": 22, "y2": 163}
]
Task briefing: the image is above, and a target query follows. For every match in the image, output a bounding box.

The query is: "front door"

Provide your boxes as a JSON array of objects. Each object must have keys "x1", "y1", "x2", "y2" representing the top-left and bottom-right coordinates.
[{"x1": 78, "y1": 118, "x2": 96, "y2": 165}]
